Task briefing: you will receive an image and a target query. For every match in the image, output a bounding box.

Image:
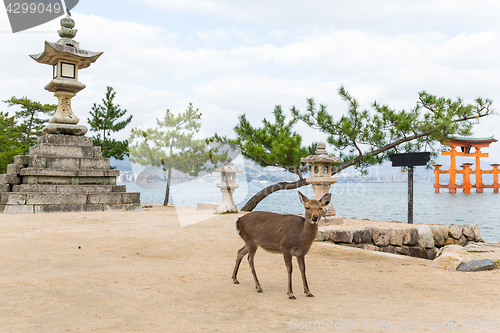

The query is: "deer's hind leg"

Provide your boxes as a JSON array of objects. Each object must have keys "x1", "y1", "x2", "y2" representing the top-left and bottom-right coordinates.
[
  {"x1": 247, "y1": 244, "x2": 263, "y2": 293},
  {"x1": 232, "y1": 244, "x2": 248, "y2": 284}
]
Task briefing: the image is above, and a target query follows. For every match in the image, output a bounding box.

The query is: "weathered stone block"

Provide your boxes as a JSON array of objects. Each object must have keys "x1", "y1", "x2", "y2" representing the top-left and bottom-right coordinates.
[
  {"x1": 352, "y1": 229, "x2": 372, "y2": 244},
  {"x1": 409, "y1": 246, "x2": 428, "y2": 259},
  {"x1": 457, "y1": 259, "x2": 495, "y2": 272},
  {"x1": 29, "y1": 156, "x2": 47, "y2": 168},
  {"x1": 329, "y1": 230, "x2": 353, "y2": 243},
  {"x1": 47, "y1": 157, "x2": 79, "y2": 170},
  {"x1": 26, "y1": 193, "x2": 87, "y2": 205},
  {"x1": 381, "y1": 245, "x2": 396, "y2": 254},
  {"x1": 462, "y1": 225, "x2": 474, "y2": 241},
  {"x1": 56, "y1": 185, "x2": 113, "y2": 193},
  {"x1": 448, "y1": 225, "x2": 463, "y2": 239},
  {"x1": 402, "y1": 228, "x2": 418, "y2": 246},
  {"x1": 92, "y1": 146, "x2": 101, "y2": 158},
  {"x1": 471, "y1": 225, "x2": 482, "y2": 242},
  {"x1": 0, "y1": 174, "x2": 21, "y2": 185},
  {"x1": 426, "y1": 248, "x2": 439, "y2": 260},
  {"x1": 87, "y1": 193, "x2": 123, "y2": 204},
  {"x1": 389, "y1": 228, "x2": 405, "y2": 246},
  {"x1": 429, "y1": 225, "x2": 448, "y2": 247},
  {"x1": 112, "y1": 185, "x2": 126, "y2": 192},
  {"x1": 13, "y1": 184, "x2": 58, "y2": 192},
  {"x1": 0, "y1": 184, "x2": 11, "y2": 192},
  {"x1": 78, "y1": 177, "x2": 116, "y2": 185},
  {"x1": 126, "y1": 203, "x2": 143, "y2": 211},
  {"x1": 78, "y1": 169, "x2": 120, "y2": 177},
  {"x1": 315, "y1": 230, "x2": 329, "y2": 241},
  {"x1": 14, "y1": 155, "x2": 30, "y2": 167},
  {"x1": 417, "y1": 225, "x2": 435, "y2": 249},
  {"x1": 396, "y1": 246, "x2": 410, "y2": 256},
  {"x1": 103, "y1": 204, "x2": 128, "y2": 212},
  {"x1": 37, "y1": 134, "x2": 93, "y2": 146},
  {"x1": 3, "y1": 205, "x2": 34, "y2": 214},
  {"x1": 6, "y1": 193, "x2": 27, "y2": 205},
  {"x1": 372, "y1": 228, "x2": 391, "y2": 246},
  {"x1": 121, "y1": 193, "x2": 141, "y2": 204},
  {"x1": 20, "y1": 168, "x2": 77, "y2": 177},
  {"x1": 429, "y1": 253, "x2": 464, "y2": 270},
  {"x1": 29, "y1": 145, "x2": 95, "y2": 158},
  {"x1": 356, "y1": 244, "x2": 379, "y2": 251},
  {"x1": 34, "y1": 204, "x2": 103, "y2": 213},
  {"x1": 444, "y1": 236, "x2": 467, "y2": 246},
  {"x1": 80, "y1": 158, "x2": 110, "y2": 169},
  {"x1": 7, "y1": 164, "x2": 20, "y2": 175}
]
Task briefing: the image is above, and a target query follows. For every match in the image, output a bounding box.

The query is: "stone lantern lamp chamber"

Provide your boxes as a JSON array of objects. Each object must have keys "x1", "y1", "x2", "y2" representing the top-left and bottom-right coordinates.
[
  {"x1": 214, "y1": 158, "x2": 243, "y2": 214},
  {"x1": 300, "y1": 141, "x2": 343, "y2": 225},
  {"x1": 0, "y1": 15, "x2": 142, "y2": 214}
]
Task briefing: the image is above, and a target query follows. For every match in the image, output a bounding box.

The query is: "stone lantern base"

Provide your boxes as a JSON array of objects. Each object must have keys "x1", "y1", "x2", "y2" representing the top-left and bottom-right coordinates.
[
  {"x1": 0, "y1": 134, "x2": 142, "y2": 213},
  {"x1": 215, "y1": 184, "x2": 239, "y2": 214}
]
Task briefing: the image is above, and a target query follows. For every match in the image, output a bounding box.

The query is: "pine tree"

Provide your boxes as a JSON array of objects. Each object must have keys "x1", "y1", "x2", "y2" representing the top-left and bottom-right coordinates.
[
  {"x1": 0, "y1": 112, "x2": 24, "y2": 173},
  {"x1": 129, "y1": 103, "x2": 225, "y2": 205},
  {"x1": 88, "y1": 86, "x2": 133, "y2": 161},
  {"x1": 3, "y1": 97, "x2": 55, "y2": 154}
]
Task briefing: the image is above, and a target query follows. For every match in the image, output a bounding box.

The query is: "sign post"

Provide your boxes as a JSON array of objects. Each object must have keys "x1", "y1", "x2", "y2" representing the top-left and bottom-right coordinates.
[{"x1": 389, "y1": 152, "x2": 431, "y2": 224}]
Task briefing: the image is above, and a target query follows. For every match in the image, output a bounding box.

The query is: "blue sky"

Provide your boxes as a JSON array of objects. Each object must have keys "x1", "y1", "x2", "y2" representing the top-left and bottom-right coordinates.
[{"x1": 1, "y1": 0, "x2": 500, "y2": 171}]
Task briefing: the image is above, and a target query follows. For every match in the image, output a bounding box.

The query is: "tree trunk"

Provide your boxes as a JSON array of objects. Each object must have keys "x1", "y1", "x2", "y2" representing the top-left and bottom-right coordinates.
[
  {"x1": 164, "y1": 166, "x2": 172, "y2": 206},
  {"x1": 241, "y1": 178, "x2": 308, "y2": 211}
]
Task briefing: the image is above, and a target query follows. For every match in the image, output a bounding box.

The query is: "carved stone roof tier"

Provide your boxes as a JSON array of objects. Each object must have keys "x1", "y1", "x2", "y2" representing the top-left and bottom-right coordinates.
[
  {"x1": 301, "y1": 154, "x2": 341, "y2": 164},
  {"x1": 30, "y1": 41, "x2": 103, "y2": 69},
  {"x1": 214, "y1": 164, "x2": 243, "y2": 173}
]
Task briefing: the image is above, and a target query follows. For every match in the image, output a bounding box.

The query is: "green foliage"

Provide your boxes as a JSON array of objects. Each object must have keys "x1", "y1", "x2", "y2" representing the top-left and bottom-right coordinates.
[
  {"x1": 88, "y1": 86, "x2": 133, "y2": 160},
  {"x1": 3, "y1": 96, "x2": 55, "y2": 154},
  {"x1": 0, "y1": 112, "x2": 24, "y2": 173},
  {"x1": 129, "y1": 103, "x2": 225, "y2": 205},
  {"x1": 212, "y1": 105, "x2": 314, "y2": 178},
  {"x1": 292, "y1": 86, "x2": 494, "y2": 173}
]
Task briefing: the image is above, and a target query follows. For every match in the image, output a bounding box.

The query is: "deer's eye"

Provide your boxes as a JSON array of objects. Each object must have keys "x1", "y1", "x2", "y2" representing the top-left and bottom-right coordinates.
[{"x1": 306, "y1": 207, "x2": 310, "y2": 210}]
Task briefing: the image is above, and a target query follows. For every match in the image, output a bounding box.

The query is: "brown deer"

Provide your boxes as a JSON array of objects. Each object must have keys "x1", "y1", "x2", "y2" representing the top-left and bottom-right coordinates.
[{"x1": 232, "y1": 191, "x2": 331, "y2": 299}]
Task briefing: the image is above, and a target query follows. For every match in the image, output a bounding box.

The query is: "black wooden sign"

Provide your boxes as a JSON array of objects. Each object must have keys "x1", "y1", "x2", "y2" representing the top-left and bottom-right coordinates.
[
  {"x1": 389, "y1": 152, "x2": 430, "y2": 167},
  {"x1": 388, "y1": 152, "x2": 430, "y2": 224}
]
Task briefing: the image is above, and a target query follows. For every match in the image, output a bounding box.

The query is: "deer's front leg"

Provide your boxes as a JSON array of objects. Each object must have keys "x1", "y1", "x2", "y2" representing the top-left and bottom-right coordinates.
[
  {"x1": 297, "y1": 255, "x2": 313, "y2": 297},
  {"x1": 283, "y1": 250, "x2": 295, "y2": 299}
]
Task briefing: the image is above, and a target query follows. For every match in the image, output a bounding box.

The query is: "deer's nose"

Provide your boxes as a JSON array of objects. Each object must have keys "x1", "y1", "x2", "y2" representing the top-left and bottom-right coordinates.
[{"x1": 312, "y1": 214, "x2": 319, "y2": 221}]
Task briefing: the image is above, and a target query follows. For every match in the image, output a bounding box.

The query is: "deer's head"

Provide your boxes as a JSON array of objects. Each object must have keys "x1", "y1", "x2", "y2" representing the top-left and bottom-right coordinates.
[{"x1": 298, "y1": 191, "x2": 331, "y2": 224}]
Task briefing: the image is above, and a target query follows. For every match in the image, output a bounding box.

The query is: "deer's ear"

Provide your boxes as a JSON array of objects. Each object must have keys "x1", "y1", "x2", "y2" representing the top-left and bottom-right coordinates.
[
  {"x1": 320, "y1": 193, "x2": 331, "y2": 207},
  {"x1": 298, "y1": 191, "x2": 309, "y2": 206}
]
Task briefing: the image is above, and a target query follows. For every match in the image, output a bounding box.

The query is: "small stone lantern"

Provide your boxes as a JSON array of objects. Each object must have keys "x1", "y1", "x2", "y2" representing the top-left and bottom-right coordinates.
[
  {"x1": 30, "y1": 15, "x2": 102, "y2": 136},
  {"x1": 301, "y1": 141, "x2": 342, "y2": 224},
  {"x1": 214, "y1": 158, "x2": 243, "y2": 213}
]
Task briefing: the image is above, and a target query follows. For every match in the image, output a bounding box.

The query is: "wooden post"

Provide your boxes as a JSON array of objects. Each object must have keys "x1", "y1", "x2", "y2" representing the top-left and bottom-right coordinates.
[
  {"x1": 408, "y1": 166, "x2": 414, "y2": 224},
  {"x1": 492, "y1": 164, "x2": 499, "y2": 193},
  {"x1": 449, "y1": 146, "x2": 457, "y2": 193},
  {"x1": 475, "y1": 147, "x2": 483, "y2": 193},
  {"x1": 462, "y1": 163, "x2": 472, "y2": 194},
  {"x1": 433, "y1": 165, "x2": 441, "y2": 193}
]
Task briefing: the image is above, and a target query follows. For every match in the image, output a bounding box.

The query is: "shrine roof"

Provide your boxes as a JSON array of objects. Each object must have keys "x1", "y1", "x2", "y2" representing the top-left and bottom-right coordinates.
[{"x1": 446, "y1": 136, "x2": 497, "y2": 144}]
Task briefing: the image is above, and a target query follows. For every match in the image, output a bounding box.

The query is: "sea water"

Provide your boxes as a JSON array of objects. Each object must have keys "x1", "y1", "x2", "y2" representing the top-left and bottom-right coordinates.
[{"x1": 124, "y1": 182, "x2": 500, "y2": 243}]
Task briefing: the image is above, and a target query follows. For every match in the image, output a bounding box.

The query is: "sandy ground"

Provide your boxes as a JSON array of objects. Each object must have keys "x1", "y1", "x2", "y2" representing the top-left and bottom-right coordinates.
[{"x1": 1, "y1": 204, "x2": 500, "y2": 333}]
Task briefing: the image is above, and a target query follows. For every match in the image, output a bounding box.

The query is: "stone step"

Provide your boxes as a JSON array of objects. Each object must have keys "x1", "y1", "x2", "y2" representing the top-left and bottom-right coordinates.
[
  {"x1": 0, "y1": 191, "x2": 140, "y2": 205},
  {"x1": 29, "y1": 155, "x2": 111, "y2": 170},
  {"x1": 19, "y1": 168, "x2": 119, "y2": 177},
  {"x1": 29, "y1": 145, "x2": 101, "y2": 158},
  {"x1": 0, "y1": 174, "x2": 21, "y2": 185},
  {"x1": 37, "y1": 134, "x2": 94, "y2": 147},
  {"x1": 1, "y1": 203, "x2": 142, "y2": 214},
  {"x1": 12, "y1": 184, "x2": 126, "y2": 193}
]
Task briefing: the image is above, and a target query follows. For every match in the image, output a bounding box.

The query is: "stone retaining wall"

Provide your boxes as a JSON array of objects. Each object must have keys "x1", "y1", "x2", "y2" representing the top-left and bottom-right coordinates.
[{"x1": 315, "y1": 224, "x2": 484, "y2": 260}]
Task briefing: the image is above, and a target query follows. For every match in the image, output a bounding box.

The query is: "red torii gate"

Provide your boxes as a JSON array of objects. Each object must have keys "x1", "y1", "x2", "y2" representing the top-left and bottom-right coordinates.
[{"x1": 434, "y1": 136, "x2": 499, "y2": 193}]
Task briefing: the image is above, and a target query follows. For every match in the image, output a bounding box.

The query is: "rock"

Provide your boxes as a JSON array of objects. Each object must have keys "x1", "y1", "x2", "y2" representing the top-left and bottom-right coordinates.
[
  {"x1": 462, "y1": 225, "x2": 474, "y2": 241},
  {"x1": 329, "y1": 230, "x2": 353, "y2": 243},
  {"x1": 409, "y1": 246, "x2": 427, "y2": 259},
  {"x1": 471, "y1": 225, "x2": 483, "y2": 242},
  {"x1": 372, "y1": 228, "x2": 391, "y2": 247},
  {"x1": 426, "y1": 248, "x2": 439, "y2": 260},
  {"x1": 389, "y1": 229, "x2": 404, "y2": 246},
  {"x1": 396, "y1": 246, "x2": 410, "y2": 256},
  {"x1": 464, "y1": 244, "x2": 493, "y2": 253},
  {"x1": 429, "y1": 253, "x2": 464, "y2": 270},
  {"x1": 352, "y1": 229, "x2": 372, "y2": 244},
  {"x1": 381, "y1": 245, "x2": 396, "y2": 254},
  {"x1": 356, "y1": 244, "x2": 379, "y2": 251},
  {"x1": 319, "y1": 216, "x2": 344, "y2": 226},
  {"x1": 429, "y1": 225, "x2": 448, "y2": 247},
  {"x1": 315, "y1": 230, "x2": 329, "y2": 241},
  {"x1": 436, "y1": 244, "x2": 466, "y2": 258},
  {"x1": 444, "y1": 237, "x2": 460, "y2": 246},
  {"x1": 402, "y1": 228, "x2": 418, "y2": 246},
  {"x1": 458, "y1": 235, "x2": 467, "y2": 247},
  {"x1": 417, "y1": 225, "x2": 435, "y2": 249},
  {"x1": 448, "y1": 225, "x2": 463, "y2": 239},
  {"x1": 457, "y1": 259, "x2": 495, "y2": 272}
]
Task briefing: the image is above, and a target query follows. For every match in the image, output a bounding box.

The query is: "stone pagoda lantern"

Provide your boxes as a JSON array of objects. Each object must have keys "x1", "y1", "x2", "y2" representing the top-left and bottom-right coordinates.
[
  {"x1": 30, "y1": 15, "x2": 102, "y2": 136},
  {"x1": 0, "y1": 15, "x2": 142, "y2": 214},
  {"x1": 301, "y1": 141, "x2": 342, "y2": 224},
  {"x1": 214, "y1": 158, "x2": 243, "y2": 213}
]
